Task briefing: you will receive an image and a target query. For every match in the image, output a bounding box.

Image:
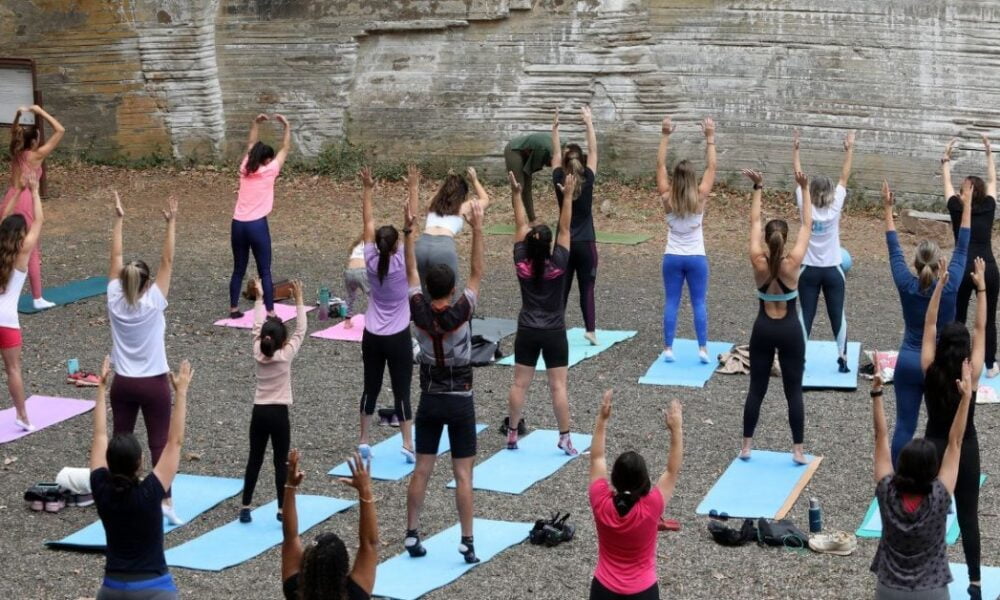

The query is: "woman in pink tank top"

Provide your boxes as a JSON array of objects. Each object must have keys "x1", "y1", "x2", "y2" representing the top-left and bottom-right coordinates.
[{"x1": 2, "y1": 105, "x2": 64, "y2": 310}]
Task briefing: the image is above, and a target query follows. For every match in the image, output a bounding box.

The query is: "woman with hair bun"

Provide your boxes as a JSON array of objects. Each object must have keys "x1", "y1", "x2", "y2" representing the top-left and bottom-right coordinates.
[{"x1": 588, "y1": 390, "x2": 683, "y2": 600}]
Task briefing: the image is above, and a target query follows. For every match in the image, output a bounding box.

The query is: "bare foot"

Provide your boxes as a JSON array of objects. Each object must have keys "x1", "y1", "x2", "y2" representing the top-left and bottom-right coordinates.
[
  {"x1": 343, "y1": 317, "x2": 353, "y2": 329},
  {"x1": 584, "y1": 331, "x2": 598, "y2": 346},
  {"x1": 792, "y1": 446, "x2": 808, "y2": 465}
]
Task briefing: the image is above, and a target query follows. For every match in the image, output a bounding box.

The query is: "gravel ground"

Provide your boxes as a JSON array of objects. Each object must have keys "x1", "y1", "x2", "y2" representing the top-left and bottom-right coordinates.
[{"x1": 0, "y1": 164, "x2": 996, "y2": 600}]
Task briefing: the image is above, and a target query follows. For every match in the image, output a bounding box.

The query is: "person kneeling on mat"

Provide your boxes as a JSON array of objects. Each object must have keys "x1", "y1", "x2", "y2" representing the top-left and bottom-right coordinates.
[
  {"x1": 281, "y1": 449, "x2": 377, "y2": 600},
  {"x1": 402, "y1": 166, "x2": 485, "y2": 564},
  {"x1": 869, "y1": 365, "x2": 972, "y2": 600},
  {"x1": 589, "y1": 390, "x2": 682, "y2": 600}
]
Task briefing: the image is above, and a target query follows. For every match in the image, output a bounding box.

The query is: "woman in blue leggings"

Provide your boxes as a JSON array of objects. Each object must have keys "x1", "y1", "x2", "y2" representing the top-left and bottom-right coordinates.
[
  {"x1": 656, "y1": 116, "x2": 717, "y2": 363},
  {"x1": 883, "y1": 178, "x2": 969, "y2": 464},
  {"x1": 792, "y1": 129, "x2": 855, "y2": 372}
]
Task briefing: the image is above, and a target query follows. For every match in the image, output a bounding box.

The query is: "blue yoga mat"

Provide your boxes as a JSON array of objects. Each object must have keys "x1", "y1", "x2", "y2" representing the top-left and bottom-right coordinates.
[
  {"x1": 19, "y1": 276, "x2": 109, "y2": 314},
  {"x1": 856, "y1": 474, "x2": 987, "y2": 544},
  {"x1": 949, "y1": 563, "x2": 1000, "y2": 600},
  {"x1": 496, "y1": 328, "x2": 636, "y2": 370},
  {"x1": 977, "y1": 369, "x2": 1000, "y2": 398},
  {"x1": 638, "y1": 339, "x2": 733, "y2": 388},
  {"x1": 803, "y1": 341, "x2": 861, "y2": 389},
  {"x1": 329, "y1": 424, "x2": 487, "y2": 481},
  {"x1": 448, "y1": 429, "x2": 592, "y2": 494},
  {"x1": 166, "y1": 495, "x2": 355, "y2": 571},
  {"x1": 372, "y1": 519, "x2": 530, "y2": 600},
  {"x1": 46, "y1": 474, "x2": 243, "y2": 550},
  {"x1": 695, "y1": 450, "x2": 822, "y2": 519}
]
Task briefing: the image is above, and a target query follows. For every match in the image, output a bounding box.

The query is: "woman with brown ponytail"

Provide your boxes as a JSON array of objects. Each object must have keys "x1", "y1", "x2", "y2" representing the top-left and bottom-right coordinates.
[
  {"x1": 2, "y1": 105, "x2": 64, "y2": 310},
  {"x1": 740, "y1": 169, "x2": 812, "y2": 465}
]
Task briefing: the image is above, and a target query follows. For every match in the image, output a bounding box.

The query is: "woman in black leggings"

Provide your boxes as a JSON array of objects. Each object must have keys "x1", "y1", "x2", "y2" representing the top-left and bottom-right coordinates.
[
  {"x1": 740, "y1": 169, "x2": 812, "y2": 465},
  {"x1": 943, "y1": 136, "x2": 1000, "y2": 378},
  {"x1": 921, "y1": 254, "x2": 987, "y2": 600}
]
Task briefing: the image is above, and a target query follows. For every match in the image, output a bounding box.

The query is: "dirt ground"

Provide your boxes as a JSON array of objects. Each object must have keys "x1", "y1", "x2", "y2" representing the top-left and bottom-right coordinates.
[{"x1": 0, "y1": 163, "x2": 996, "y2": 600}]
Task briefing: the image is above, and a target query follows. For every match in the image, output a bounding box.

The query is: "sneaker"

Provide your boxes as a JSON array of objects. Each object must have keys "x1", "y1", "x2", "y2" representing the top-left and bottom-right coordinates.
[
  {"x1": 228, "y1": 310, "x2": 244, "y2": 320},
  {"x1": 32, "y1": 298, "x2": 56, "y2": 311},
  {"x1": 988, "y1": 364, "x2": 1000, "y2": 379},
  {"x1": 400, "y1": 446, "x2": 416, "y2": 464},
  {"x1": 404, "y1": 530, "x2": 427, "y2": 558},
  {"x1": 44, "y1": 497, "x2": 65, "y2": 513},
  {"x1": 458, "y1": 536, "x2": 480, "y2": 564},
  {"x1": 583, "y1": 331, "x2": 599, "y2": 346},
  {"x1": 506, "y1": 429, "x2": 519, "y2": 450},
  {"x1": 558, "y1": 433, "x2": 578, "y2": 456},
  {"x1": 968, "y1": 584, "x2": 983, "y2": 600},
  {"x1": 28, "y1": 499, "x2": 43, "y2": 511},
  {"x1": 14, "y1": 417, "x2": 34, "y2": 432},
  {"x1": 162, "y1": 504, "x2": 185, "y2": 526},
  {"x1": 358, "y1": 444, "x2": 373, "y2": 460},
  {"x1": 67, "y1": 371, "x2": 99, "y2": 387},
  {"x1": 72, "y1": 493, "x2": 94, "y2": 507},
  {"x1": 239, "y1": 508, "x2": 252, "y2": 523},
  {"x1": 662, "y1": 349, "x2": 675, "y2": 363},
  {"x1": 698, "y1": 349, "x2": 710, "y2": 364},
  {"x1": 837, "y1": 356, "x2": 851, "y2": 374},
  {"x1": 276, "y1": 511, "x2": 283, "y2": 522},
  {"x1": 808, "y1": 531, "x2": 857, "y2": 556}
]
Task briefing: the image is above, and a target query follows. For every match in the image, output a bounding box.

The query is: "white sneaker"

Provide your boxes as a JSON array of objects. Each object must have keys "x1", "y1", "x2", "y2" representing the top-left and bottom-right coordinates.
[
  {"x1": 662, "y1": 349, "x2": 675, "y2": 363},
  {"x1": 162, "y1": 503, "x2": 185, "y2": 526},
  {"x1": 988, "y1": 364, "x2": 1000, "y2": 379},
  {"x1": 32, "y1": 298, "x2": 56, "y2": 310},
  {"x1": 14, "y1": 418, "x2": 34, "y2": 432},
  {"x1": 400, "y1": 447, "x2": 415, "y2": 463},
  {"x1": 699, "y1": 349, "x2": 710, "y2": 364}
]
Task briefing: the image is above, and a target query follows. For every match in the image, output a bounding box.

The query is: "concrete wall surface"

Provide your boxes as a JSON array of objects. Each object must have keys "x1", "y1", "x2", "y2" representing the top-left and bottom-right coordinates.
[{"x1": 4, "y1": 0, "x2": 1000, "y2": 203}]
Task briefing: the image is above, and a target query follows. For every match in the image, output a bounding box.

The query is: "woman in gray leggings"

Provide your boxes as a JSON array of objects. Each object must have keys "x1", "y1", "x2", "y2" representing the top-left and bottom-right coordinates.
[{"x1": 415, "y1": 167, "x2": 490, "y2": 295}]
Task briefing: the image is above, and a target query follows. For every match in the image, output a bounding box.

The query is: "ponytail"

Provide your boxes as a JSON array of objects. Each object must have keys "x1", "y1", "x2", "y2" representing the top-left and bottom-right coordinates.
[
  {"x1": 560, "y1": 144, "x2": 586, "y2": 201},
  {"x1": 244, "y1": 142, "x2": 275, "y2": 175},
  {"x1": 374, "y1": 225, "x2": 399, "y2": 284},
  {"x1": 914, "y1": 240, "x2": 941, "y2": 292},
  {"x1": 610, "y1": 451, "x2": 651, "y2": 517},
  {"x1": 763, "y1": 219, "x2": 788, "y2": 284},
  {"x1": 110, "y1": 473, "x2": 138, "y2": 494},
  {"x1": 8, "y1": 116, "x2": 38, "y2": 189},
  {"x1": 525, "y1": 225, "x2": 553, "y2": 283},
  {"x1": 120, "y1": 261, "x2": 151, "y2": 307}
]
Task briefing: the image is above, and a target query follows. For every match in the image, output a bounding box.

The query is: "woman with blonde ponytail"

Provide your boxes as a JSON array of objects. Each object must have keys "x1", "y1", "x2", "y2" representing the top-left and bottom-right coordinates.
[
  {"x1": 883, "y1": 178, "x2": 970, "y2": 463},
  {"x1": 1, "y1": 105, "x2": 64, "y2": 309},
  {"x1": 106, "y1": 191, "x2": 182, "y2": 524},
  {"x1": 741, "y1": 169, "x2": 812, "y2": 465}
]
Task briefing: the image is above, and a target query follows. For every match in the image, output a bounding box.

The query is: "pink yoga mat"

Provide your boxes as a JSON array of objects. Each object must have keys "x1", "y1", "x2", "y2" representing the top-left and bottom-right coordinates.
[
  {"x1": 0, "y1": 395, "x2": 95, "y2": 444},
  {"x1": 311, "y1": 315, "x2": 365, "y2": 342},
  {"x1": 213, "y1": 304, "x2": 313, "y2": 329}
]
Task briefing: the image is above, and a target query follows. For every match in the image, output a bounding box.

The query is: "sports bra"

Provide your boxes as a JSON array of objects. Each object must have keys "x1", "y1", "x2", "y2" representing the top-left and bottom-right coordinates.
[
  {"x1": 425, "y1": 212, "x2": 464, "y2": 235},
  {"x1": 757, "y1": 277, "x2": 798, "y2": 302}
]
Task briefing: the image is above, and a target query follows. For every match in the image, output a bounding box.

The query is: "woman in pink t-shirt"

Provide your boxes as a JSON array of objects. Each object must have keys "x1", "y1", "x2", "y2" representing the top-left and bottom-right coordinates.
[
  {"x1": 228, "y1": 114, "x2": 291, "y2": 319},
  {"x1": 588, "y1": 391, "x2": 684, "y2": 600}
]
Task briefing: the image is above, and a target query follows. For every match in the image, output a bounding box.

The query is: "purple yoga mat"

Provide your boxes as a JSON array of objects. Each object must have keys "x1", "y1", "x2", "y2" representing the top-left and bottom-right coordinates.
[
  {"x1": 0, "y1": 395, "x2": 95, "y2": 444},
  {"x1": 311, "y1": 315, "x2": 365, "y2": 342},
  {"x1": 213, "y1": 304, "x2": 313, "y2": 329}
]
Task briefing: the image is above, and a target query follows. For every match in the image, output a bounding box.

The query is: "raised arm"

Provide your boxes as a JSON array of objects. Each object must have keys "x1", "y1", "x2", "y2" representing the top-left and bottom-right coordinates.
[
  {"x1": 938, "y1": 361, "x2": 973, "y2": 495},
  {"x1": 744, "y1": 169, "x2": 766, "y2": 266},
  {"x1": 251, "y1": 279, "x2": 265, "y2": 338},
  {"x1": 460, "y1": 167, "x2": 490, "y2": 213},
  {"x1": 108, "y1": 192, "x2": 124, "y2": 281},
  {"x1": 361, "y1": 167, "x2": 376, "y2": 243},
  {"x1": 340, "y1": 454, "x2": 378, "y2": 595},
  {"x1": 921, "y1": 259, "x2": 948, "y2": 373},
  {"x1": 786, "y1": 171, "x2": 813, "y2": 269},
  {"x1": 246, "y1": 114, "x2": 267, "y2": 152},
  {"x1": 582, "y1": 106, "x2": 598, "y2": 172},
  {"x1": 550, "y1": 109, "x2": 561, "y2": 169},
  {"x1": 942, "y1": 138, "x2": 957, "y2": 200},
  {"x1": 89, "y1": 357, "x2": 112, "y2": 472},
  {"x1": 656, "y1": 117, "x2": 675, "y2": 207},
  {"x1": 871, "y1": 374, "x2": 893, "y2": 482},
  {"x1": 29, "y1": 105, "x2": 65, "y2": 158},
  {"x1": 281, "y1": 449, "x2": 305, "y2": 581},
  {"x1": 944, "y1": 181, "x2": 973, "y2": 294},
  {"x1": 969, "y1": 257, "x2": 988, "y2": 381},
  {"x1": 17, "y1": 174, "x2": 44, "y2": 266},
  {"x1": 883, "y1": 180, "x2": 911, "y2": 287},
  {"x1": 152, "y1": 360, "x2": 192, "y2": 492},
  {"x1": 983, "y1": 134, "x2": 997, "y2": 198},
  {"x1": 274, "y1": 114, "x2": 292, "y2": 167},
  {"x1": 155, "y1": 198, "x2": 177, "y2": 298},
  {"x1": 405, "y1": 164, "x2": 420, "y2": 230},
  {"x1": 555, "y1": 173, "x2": 574, "y2": 250},
  {"x1": 882, "y1": 179, "x2": 896, "y2": 233},
  {"x1": 509, "y1": 171, "x2": 531, "y2": 243},
  {"x1": 698, "y1": 117, "x2": 716, "y2": 197},
  {"x1": 655, "y1": 399, "x2": 684, "y2": 504},
  {"x1": 839, "y1": 130, "x2": 856, "y2": 188},
  {"x1": 792, "y1": 128, "x2": 802, "y2": 175},
  {"x1": 403, "y1": 189, "x2": 419, "y2": 288},
  {"x1": 589, "y1": 390, "x2": 612, "y2": 483},
  {"x1": 465, "y1": 200, "x2": 485, "y2": 296},
  {"x1": 289, "y1": 280, "x2": 308, "y2": 347}
]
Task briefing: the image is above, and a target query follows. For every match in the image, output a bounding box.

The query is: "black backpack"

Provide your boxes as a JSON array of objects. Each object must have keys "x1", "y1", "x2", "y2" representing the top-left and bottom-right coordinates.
[
  {"x1": 707, "y1": 518, "x2": 757, "y2": 547},
  {"x1": 756, "y1": 518, "x2": 809, "y2": 548}
]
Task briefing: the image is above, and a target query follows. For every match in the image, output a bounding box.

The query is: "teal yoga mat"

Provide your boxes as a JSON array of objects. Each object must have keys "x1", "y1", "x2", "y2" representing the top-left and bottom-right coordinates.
[
  {"x1": 695, "y1": 450, "x2": 822, "y2": 519},
  {"x1": 496, "y1": 328, "x2": 636, "y2": 370},
  {"x1": 638, "y1": 339, "x2": 733, "y2": 388},
  {"x1": 166, "y1": 495, "x2": 355, "y2": 571},
  {"x1": 949, "y1": 563, "x2": 1000, "y2": 600},
  {"x1": 856, "y1": 474, "x2": 987, "y2": 544},
  {"x1": 448, "y1": 429, "x2": 592, "y2": 494},
  {"x1": 46, "y1": 474, "x2": 243, "y2": 550},
  {"x1": 372, "y1": 519, "x2": 530, "y2": 600},
  {"x1": 19, "y1": 276, "x2": 108, "y2": 314},
  {"x1": 803, "y1": 341, "x2": 861, "y2": 390},
  {"x1": 329, "y1": 424, "x2": 487, "y2": 481}
]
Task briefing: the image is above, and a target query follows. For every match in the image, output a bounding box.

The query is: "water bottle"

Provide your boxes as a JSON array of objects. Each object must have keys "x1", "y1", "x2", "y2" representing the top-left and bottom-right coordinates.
[
  {"x1": 808, "y1": 498, "x2": 822, "y2": 533},
  {"x1": 318, "y1": 287, "x2": 330, "y2": 321}
]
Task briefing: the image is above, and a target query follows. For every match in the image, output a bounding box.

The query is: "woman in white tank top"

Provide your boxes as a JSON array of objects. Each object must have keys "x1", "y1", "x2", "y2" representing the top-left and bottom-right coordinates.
[
  {"x1": 656, "y1": 116, "x2": 717, "y2": 364},
  {"x1": 0, "y1": 173, "x2": 44, "y2": 431}
]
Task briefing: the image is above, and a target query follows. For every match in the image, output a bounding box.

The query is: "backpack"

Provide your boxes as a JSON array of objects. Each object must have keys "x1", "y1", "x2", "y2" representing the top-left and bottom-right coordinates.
[{"x1": 756, "y1": 518, "x2": 809, "y2": 548}]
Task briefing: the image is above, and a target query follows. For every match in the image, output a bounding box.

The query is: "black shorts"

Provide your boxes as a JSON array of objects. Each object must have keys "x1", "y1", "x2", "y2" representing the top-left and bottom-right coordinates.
[
  {"x1": 589, "y1": 578, "x2": 659, "y2": 600},
  {"x1": 415, "y1": 392, "x2": 477, "y2": 459},
  {"x1": 514, "y1": 326, "x2": 569, "y2": 369}
]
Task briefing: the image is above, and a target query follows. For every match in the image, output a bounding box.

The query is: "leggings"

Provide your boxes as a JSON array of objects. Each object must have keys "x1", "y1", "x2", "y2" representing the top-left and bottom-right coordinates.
[
  {"x1": 890, "y1": 347, "x2": 923, "y2": 465},
  {"x1": 955, "y1": 258, "x2": 999, "y2": 369},
  {"x1": 563, "y1": 240, "x2": 598, "y2": 332},
  {"x1": 3, "y1": 185, "x2": 42, "y2": 298},
  {"x1": 343, "y1": 268, "x2": 369, "y2": 318},
  {"x1": 589, "y1": 578, "x2": 659, "y2": 600},
  {"x1": 504, "y1": 145, "x2": 536, "y2": 222},
  {"x1": 97, "y1": 574, "x2": 178, "y2": 600},
  {"x1": 241, "y1": 404, "x2": 290, "y2": 509},
  {"x1": 742, "y1": 304, "x2": 806, "y2": 444},
  {"x1": 661, "y1": 253, "x2": 709, "y2": 347},
  {"x1": 415, "y1": 234, "x2": 460, "y2": 297},
  {"x1": 111, "y1": 373, "x2": 172, "y2": 498},
  {"x1": 929, "y1": 435, "x2": 981, "y2": 582},
  {"x1": 230, "y1": 217, "x2": 273, "y2": 311},
  {"x1": 360, "y1": 327, "x2": 413, "y2": 420},
  {"x1": 798, "y1": 265, "x2": 847, "y2": 357},
  {"x1": 874, "y1": 582, "x2": 948, "y2": 600}
]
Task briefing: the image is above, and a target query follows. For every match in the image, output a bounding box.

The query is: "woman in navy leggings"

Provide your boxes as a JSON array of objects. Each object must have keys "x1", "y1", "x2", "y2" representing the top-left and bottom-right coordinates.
[
  {"x1": 883, "y1": 178, "x2": 969, "y2": 464},
  {"x1": 228, "y1": 113, "x2": 291, "y2": 319}
]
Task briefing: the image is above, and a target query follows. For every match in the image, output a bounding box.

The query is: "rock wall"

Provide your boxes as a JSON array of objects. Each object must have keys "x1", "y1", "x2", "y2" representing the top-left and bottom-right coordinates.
[{"x1": 5, "y1": 0, "x2": 1000, "y2": 203}]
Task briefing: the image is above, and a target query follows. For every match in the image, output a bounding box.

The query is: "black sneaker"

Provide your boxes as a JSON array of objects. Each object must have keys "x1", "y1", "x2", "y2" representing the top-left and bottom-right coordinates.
[
  {"x1": 405, "y1": 529, "x2": 427, "y2": 558},
  {"x1": 229, "y1": 310, "x2": 245, "y2": 320},
  {"x1": 459, "y1": 536, "x2": 480, "y2": 564},
  {"x1": 499, "y1": 417, "x2": 527, "y2": 436},
  {"x1": 239, "y1": 508, "x2": 252, "y2": 523},
  {"x1": 837, "y1": 356, "x2": 851, "y2": 374},
  {"x1": 968, "y1": 584, "x2": 982, "y2": 600}
]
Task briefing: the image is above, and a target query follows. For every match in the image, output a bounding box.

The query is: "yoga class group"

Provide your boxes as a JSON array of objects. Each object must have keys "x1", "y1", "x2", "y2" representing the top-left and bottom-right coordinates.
[{"x1": 3, "y1": 103, "x2": 996, "y2": 600}]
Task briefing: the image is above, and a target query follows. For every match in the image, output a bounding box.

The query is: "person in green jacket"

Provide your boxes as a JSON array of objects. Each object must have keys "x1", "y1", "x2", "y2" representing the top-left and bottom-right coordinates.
[{"x1": 503, "y1": 111, "x2": 560, "y2": 222}]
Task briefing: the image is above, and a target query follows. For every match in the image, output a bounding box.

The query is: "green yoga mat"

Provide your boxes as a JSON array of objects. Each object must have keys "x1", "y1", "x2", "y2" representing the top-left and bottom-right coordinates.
[
  {"x1": 856, "y1": 474, "x2": 987, "y2": 544},
  {"x1": 484, "y1": 224, "x2": 650, "y2": 245},
  {"x1": 18, "y1": 276, "x2": 109, "y2": 314}
]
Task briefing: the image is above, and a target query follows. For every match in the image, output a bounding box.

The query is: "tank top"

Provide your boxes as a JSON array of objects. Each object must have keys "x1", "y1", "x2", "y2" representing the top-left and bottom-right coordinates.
[
  {"x1": 349, "y1": 242, "x2": 365, "y2": 261},
  {"x1": 0, "y1": 269, "x2": 27, "y2": 329},
  {"x1": 424, "y1": 212, "x2": 464, "y2": 235},
  {"x1": 665, "y1": 212, "x2": 705, "y2": 255}
]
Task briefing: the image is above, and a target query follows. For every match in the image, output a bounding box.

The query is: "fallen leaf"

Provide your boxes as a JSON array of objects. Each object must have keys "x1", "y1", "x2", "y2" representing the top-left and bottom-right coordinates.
[{"x1": 3, "y1": 456, "x2": 17, "y2": 465}]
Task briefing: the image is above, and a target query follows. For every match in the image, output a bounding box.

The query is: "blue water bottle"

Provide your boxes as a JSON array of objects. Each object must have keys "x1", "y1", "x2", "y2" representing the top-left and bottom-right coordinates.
[
  {"x1": 808, "y1": 498, "x2": 822, "y2": 533},
  {"x1": 318, "y1": 287, "x2": 330, "y2": 321}
]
